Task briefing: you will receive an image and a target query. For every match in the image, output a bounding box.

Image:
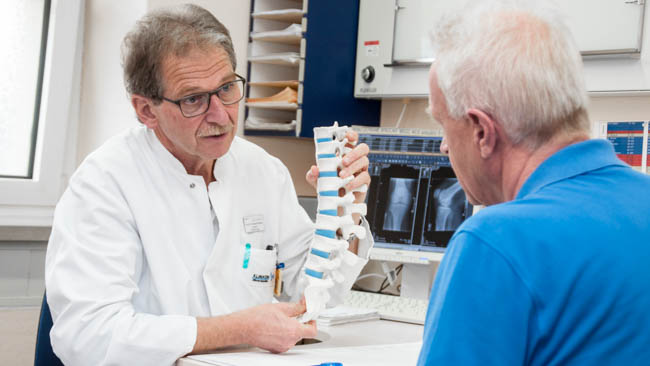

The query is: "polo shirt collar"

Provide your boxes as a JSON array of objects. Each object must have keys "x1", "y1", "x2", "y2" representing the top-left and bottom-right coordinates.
[{"x1": 516, "y1": 139, "x2": 625, "y2": 199}]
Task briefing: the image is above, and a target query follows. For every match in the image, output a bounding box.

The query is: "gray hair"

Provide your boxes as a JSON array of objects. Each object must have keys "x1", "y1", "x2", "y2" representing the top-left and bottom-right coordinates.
[
  {"x1": 121, "y1": 3, "x2": 236, "y2": 101},
  {"x1": 430, "y1": 0, "x2": 590, "y2": 149}
]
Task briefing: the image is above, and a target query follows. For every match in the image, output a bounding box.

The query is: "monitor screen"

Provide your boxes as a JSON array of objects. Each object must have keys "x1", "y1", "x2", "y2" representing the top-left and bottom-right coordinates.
[{"x1": 357, "y1": 129, "x2": 473, "y2": 255}]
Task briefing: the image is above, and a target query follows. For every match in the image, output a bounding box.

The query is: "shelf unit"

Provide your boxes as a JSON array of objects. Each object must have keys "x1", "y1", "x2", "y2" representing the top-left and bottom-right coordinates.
[{"x1": 244, "y1": 0, "x2": 380, "y2": 138}]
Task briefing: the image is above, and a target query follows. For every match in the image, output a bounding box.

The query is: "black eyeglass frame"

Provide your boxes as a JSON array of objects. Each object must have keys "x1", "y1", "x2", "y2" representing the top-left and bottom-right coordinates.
[{"x1": 159, "y1": 73, "x2": 247, "y2": 117}]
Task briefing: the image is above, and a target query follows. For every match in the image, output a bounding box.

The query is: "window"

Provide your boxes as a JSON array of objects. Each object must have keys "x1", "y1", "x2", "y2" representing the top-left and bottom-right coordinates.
[
  {"x1": 0, "y1": 0, "x2": 84, "y2": 226},
  {"x1": 0, "y1": 1, "x2": 51, "y2": 178}
]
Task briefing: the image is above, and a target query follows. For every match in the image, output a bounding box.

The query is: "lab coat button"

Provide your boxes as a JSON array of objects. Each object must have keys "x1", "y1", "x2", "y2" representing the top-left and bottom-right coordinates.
[{"x1": 190, "y1": 183, "x2": 196, "y2": 188}]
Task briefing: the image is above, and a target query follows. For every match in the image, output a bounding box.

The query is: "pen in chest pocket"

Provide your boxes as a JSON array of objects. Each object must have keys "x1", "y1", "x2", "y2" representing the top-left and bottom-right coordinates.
[
  {"x1": 267, "y1": 243, "x2": 284, "y2": 296},
  {"x1": 242, "y1": 243, "x2": 251, "y2": 269}
]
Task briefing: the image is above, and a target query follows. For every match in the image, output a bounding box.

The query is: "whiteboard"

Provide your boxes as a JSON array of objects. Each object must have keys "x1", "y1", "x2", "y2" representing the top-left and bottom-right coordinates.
[{"x1": 392, "y1": 0, "x2": 646, "y2": 61}]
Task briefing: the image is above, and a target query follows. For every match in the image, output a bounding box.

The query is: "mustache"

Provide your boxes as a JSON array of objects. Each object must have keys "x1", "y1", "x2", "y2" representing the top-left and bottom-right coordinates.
[{"x1": 197, "y1": 124, "x2": 233, "y2": 137}]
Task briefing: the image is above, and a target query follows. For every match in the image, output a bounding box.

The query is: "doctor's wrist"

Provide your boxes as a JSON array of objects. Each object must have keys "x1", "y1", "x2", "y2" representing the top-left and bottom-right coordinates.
[{"x1": 193, "y1": 315, "x2": 245, "y2": 353}]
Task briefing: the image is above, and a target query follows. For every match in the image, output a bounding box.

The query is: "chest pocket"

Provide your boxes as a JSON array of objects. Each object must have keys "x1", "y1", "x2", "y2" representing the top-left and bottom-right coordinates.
[
  {"x1": 239, "y1": 246, "x2": 276, "y2": 305},
  {"x1": 239, "y1": 212, "x2": 277, "y2": 303}
]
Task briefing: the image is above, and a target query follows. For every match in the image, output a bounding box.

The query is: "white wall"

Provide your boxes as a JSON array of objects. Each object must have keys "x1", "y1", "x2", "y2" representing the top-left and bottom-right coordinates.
[
  {"x1": 380, "y1": 96, "x2": 650, "y2": 133},
  {"x1": 77, "y1": 1, "x2": 147, "y2": 164}
]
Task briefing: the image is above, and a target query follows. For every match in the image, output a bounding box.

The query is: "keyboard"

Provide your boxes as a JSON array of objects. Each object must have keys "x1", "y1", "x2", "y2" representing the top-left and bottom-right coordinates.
[{"x1": 343, "y1": 290, "x2": 429, "y2": 325}]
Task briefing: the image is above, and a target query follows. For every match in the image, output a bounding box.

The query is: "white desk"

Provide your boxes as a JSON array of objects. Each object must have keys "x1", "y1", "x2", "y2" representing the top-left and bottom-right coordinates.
[{"x1": 177, "y1": 319, "x2": 423, "y2": 366}]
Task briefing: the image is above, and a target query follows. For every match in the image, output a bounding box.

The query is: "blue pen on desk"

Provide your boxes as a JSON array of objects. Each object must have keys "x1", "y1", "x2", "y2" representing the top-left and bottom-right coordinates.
[{"x1": 243, "y1": 243, "x2": 251, "y2": 269}]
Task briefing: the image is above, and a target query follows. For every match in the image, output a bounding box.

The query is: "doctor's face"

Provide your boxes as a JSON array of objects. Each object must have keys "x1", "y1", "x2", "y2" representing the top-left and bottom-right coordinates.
[{"x1": 150, "y1": 47, "x2": 239, "y2": 170}]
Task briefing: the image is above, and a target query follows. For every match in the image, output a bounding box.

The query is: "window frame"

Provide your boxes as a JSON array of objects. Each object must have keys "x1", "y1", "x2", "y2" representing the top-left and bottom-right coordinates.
[{"x1": 0, "y1": 0, "x2": 84, "y2": 226}]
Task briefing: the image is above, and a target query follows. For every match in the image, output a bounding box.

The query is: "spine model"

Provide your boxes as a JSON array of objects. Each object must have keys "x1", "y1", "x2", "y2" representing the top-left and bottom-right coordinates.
[{"x1": 301, "y1": 122, "x2": 368, "y2": 321}]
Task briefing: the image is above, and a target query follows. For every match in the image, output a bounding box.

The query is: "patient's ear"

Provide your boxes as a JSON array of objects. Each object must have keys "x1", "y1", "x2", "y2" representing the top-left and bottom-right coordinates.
[
  {"x1": 131, "y1": 94, "x2": 158, "y2": 128},
  {"x1": 466, "y1": 108, "x2": 498, "y2": 159}
]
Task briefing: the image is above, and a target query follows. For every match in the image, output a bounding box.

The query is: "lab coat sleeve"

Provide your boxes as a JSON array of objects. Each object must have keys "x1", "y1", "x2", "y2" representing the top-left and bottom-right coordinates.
[
  {"x1": 45, "y1": 163, "x2": 196, "y2": 366},
  {"x1": 270, "y1": 161, "x2": 374, "y2": 304}
]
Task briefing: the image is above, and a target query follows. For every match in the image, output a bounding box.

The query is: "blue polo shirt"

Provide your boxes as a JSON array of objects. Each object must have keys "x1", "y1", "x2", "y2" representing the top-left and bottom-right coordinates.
[{"x1": 418, "y1": 139, "x2": 650, "y2": 365}]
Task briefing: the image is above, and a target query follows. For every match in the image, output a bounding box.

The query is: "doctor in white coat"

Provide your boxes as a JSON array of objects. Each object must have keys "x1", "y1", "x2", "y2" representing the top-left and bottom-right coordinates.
[{"x1": 44, "y1": 4, "x2": 373, "y2": 365}]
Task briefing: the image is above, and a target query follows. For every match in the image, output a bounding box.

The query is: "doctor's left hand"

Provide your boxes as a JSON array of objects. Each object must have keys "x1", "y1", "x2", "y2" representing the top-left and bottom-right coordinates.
[{"x1": 306, "y1": 129, "x2": 370, "y2": 208}]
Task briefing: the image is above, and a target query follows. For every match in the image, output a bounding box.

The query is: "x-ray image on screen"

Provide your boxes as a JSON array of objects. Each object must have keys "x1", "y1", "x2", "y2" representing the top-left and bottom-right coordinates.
[
  {"x1": 360, "y1": 131, "x2": 473, "y2": 251},
  {"x1": 382, "y1": 178, "x2": 416, "y2": 232},
  {"x1": 429, "y1": 178, "x2": 466, "y2": 231}
]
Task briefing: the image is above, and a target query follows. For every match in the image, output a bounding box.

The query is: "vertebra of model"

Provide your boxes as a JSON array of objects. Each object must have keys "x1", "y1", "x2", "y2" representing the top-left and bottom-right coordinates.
[{"x1": 300, "y1": 122, "x2": 368, "y2": 321}]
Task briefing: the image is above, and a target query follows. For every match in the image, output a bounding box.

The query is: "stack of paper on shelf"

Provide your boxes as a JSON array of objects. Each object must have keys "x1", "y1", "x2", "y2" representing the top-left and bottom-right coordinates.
[
  {"x1": 251, "y1": 24, "x2": 302, "y2": 43},
  {"x1": 247, "y1": 87, "x2": 297, "y2": 104},
  {"x1": 316, "y1": 305, "x2": 380, "y2": 326},
  {"x1": 245, "y1": 117, "x2": 296, "y2": 131},
  {"x1": 251, "y1": 8, "x2": 303, "y2": 23},
  {"x1": 249, "y1": 80, "x2": 299, "y2": 88},
  {"x1": 249, "y1": 52, "x2": 301, "y2": 66}
]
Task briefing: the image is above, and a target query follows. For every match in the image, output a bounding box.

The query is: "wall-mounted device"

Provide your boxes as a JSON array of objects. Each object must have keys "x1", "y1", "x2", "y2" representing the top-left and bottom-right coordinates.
[
  {"x1": 354, "y1": 0, "x2": 432, "y2": 99},
  {"x1": 354, "y1": 0, "x2": 648, "y2": 98}
]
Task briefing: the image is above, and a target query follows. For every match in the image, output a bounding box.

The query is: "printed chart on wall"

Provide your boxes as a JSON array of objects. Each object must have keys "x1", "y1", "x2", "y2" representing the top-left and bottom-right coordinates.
[{"x1": 600, "y1": 121, "x2": 649, "y2": 174}]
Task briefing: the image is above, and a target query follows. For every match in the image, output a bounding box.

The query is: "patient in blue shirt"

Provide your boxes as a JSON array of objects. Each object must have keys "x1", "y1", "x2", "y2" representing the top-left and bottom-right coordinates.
[{"x1": 419, "y1": 1, "x2": 650, "y2": 365}]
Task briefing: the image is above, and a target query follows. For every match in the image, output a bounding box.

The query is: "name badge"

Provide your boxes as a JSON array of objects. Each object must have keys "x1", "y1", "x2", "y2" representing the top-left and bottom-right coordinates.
[{"x1": 243, "y1": 214, "x2": 265, "y2": 234}]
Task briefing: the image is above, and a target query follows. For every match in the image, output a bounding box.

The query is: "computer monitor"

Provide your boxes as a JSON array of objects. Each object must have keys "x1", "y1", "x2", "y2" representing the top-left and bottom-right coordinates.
[{"x1": 355, "y1": 126, "x2": 473, "y2": 264}]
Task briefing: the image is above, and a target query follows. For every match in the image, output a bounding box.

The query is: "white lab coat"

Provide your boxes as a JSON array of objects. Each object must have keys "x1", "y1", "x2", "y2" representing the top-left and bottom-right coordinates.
[{"x1": 45, "y1": 126, "x2": 372, "y2": 366}]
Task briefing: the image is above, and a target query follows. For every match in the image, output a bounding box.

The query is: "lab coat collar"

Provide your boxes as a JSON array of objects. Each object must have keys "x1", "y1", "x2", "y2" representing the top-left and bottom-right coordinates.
[
  {"x1": 143, "y1": 126, "x2": 234, "y2": 185},
  {"x1": 516, "y1": 139, "x2": 625, "y2": 199}
]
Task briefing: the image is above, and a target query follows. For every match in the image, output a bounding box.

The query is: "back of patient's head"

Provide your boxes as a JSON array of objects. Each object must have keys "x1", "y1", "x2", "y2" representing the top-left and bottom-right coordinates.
[
  {"x1": 430, "y1": 0, "x2": 590, "y2": 149},
  {"x1": 121, "y1": 3, "x2": 236, "y2": 102}
]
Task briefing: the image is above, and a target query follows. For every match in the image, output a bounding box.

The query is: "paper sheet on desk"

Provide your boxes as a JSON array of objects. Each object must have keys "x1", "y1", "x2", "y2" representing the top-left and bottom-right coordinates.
[
  {"x1": 317, "y1": 306, "x2": 380, "y2": 326},
  {"x1": 187, "y1": 342, "x2": 422, "y2": 366}
]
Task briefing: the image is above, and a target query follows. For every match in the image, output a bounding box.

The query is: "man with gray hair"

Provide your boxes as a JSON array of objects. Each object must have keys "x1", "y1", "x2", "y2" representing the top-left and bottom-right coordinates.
[
  {"x1": 45, "y1": 4, "x2": 372, "y2": 365},
  {"x1": 419, "y1": 1, "x2": 650, "y2": 364}
]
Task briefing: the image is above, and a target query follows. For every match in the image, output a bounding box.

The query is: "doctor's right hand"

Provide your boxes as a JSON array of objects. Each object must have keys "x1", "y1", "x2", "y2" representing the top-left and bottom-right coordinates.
[{"x1": 193, "y1": 302, "x2": 317, "y2": 354}]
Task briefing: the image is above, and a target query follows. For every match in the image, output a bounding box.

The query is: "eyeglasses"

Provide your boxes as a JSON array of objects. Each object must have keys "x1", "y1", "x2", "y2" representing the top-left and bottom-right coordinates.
[{"x1": 160, "y1": 74, "x2": 246, "y2": 118}]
